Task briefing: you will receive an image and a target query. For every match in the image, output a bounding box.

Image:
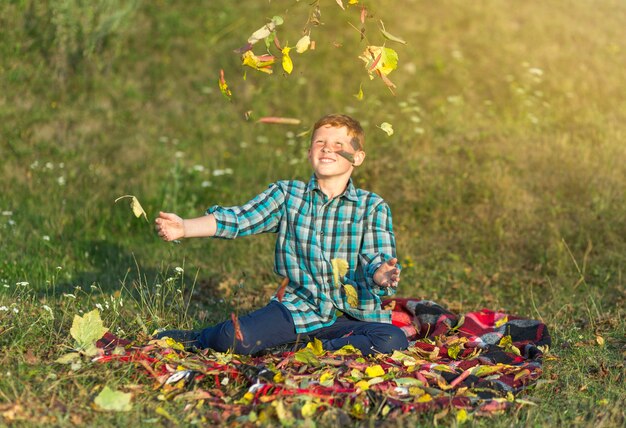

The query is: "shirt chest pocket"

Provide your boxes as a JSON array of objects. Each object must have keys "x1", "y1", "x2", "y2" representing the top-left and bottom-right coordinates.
[{"x1": 335, "y1": 222, "x2": 364, "y2": 256}]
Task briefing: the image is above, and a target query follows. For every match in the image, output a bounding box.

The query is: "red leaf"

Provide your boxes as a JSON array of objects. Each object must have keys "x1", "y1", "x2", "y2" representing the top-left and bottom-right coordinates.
[
  {"x1": 276, "y1": 277, "x2": 289, "y2": 302},
  {"x1": 231, "y1": 312, "x2": 244, "y2": 342}
]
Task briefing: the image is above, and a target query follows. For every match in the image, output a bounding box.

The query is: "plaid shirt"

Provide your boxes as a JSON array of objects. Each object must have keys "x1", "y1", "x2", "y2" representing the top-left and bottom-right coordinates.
[{"x1": 207, "y1": 175, "x2": 398, "y2": 333}]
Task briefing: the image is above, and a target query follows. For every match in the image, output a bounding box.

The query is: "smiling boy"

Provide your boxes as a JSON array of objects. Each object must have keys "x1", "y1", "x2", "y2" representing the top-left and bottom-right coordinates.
[{"x1": 154, "y1": 114, "x2": 408, "y2": 356}]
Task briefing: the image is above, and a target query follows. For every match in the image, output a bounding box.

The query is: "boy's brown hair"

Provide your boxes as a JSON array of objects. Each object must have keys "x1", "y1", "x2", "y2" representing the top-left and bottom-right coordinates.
[{"x1": 312, "y1": 114, "x2": 365, "y2": 151}]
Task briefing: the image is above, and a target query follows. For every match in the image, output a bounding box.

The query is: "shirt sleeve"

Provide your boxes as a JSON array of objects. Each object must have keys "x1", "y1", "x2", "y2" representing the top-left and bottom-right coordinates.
[
  {"x1": 206, "y1": 183, "x2": 284, "y2": 239},
  {"x1": 359, "y1": 200, "x2": 400, "y2": 297}
]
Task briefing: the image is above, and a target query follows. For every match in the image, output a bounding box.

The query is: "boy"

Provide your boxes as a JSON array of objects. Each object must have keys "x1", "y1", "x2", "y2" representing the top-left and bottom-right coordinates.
[{"x1": 154, "y1": 114, "x2": 408, "y2": 356}]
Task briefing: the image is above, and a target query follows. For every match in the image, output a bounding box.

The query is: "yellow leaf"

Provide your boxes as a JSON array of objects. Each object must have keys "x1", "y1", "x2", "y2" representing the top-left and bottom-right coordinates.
[
  {"x1": 456, "y1": 408, "x2": 468, "y2": 424},
  {"x1": 495, "y1": 315, "x2": 508, "y2": 328},
  {"x1": 281, "y1": 46, "x2": 293, "y2": 74},
  {"x1": 332, "y1": 344, "x2": 361, "y2": 356},
  {"x1": 70, "y1": 309, "x2": 108, "y2": 352},
  {"x1": 295, "y1": 35, "x2": 311, "y2": 53},
  {"x1": 378, "y1": 122, "x2": 394, "y2": 136},
  {"x1": 218, "y1": 69, "x2": 232, "y2": 100},
  {"x1": 365, "y1": 364, "x2": 385, "y2": 378},
  {"x1": 349, "y1": 0, "x2": 359, "y2": 4},
  {"x1": 306, "y1": 337, "x2": 325, "y2": 356},
  {"x1": 417, "y1": 393, "x2": 432, "y2": 403},
  {"x1": 596, "y1": 335, "x2": 605, "y2": 346},
  {"x1": 241, "y1": 51, "x2": 275, "y2": 74},
  {"x1": 301, "y1": 401, "x2": 319, "y2": 418},
  {"x1": 354, "y1": 84, "x2": 364, "y2": 100},
  {"x1": 115, "y1": 195, "x2": 148, "y2": 222},
  {"x1": 343, "y1": 284, "x2": 359, "y2": 307},
  {"x1": 165, "y1": 337, "x2": 185, "y2": 351},
  {"x1": 355, "y1": 380, "x2": 369, "y2": 391},
  {"x1": 94, "y1": 386, "x2": 132, "y2": 412},
  {"x1": 319, "y1": 372, "x2": 335, "y2": 387},
  {"x1": 359, "y1": 46, "x2": 398, "y2": 77},
  {"x1": 331, "y1": 258, "x2": 349, "y2": 287}
]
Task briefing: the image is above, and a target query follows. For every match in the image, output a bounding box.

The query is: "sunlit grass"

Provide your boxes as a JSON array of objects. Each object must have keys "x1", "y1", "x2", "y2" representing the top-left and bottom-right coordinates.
[{"x1": 1, "y1": 0, "x2": 624, "y2": 425}]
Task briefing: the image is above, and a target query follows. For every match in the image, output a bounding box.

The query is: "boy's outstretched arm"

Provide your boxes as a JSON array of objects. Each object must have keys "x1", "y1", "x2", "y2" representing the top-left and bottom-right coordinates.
[
  {"x1": 373, "y1": 257, "x2": 401, "y2": 289},
  {"x1": 155, "y1": 211, "x2": 217, "y2": 241}
]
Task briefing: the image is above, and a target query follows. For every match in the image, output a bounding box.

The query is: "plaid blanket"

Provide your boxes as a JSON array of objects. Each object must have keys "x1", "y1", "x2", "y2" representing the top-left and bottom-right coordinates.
[{"x1": 96, "y1": 299, "x2": 550, "y2": 422}]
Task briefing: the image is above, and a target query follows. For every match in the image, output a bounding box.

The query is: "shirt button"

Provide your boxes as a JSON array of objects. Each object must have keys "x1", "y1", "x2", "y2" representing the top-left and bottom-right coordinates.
[{"x1": 320, "y1": 231, "x2": 324, "y2": 236}]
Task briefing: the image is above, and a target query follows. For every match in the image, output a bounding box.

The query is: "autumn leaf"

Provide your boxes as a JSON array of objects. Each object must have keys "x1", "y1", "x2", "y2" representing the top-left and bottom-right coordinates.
[
  {"x1": 331, "y1": 258, "x2": 349, "y2": 287},
  {"x1": 247, "y1": 16, "x2": 284, "y2": 46},
  {"x1": 276, "y1": 277, "x2": 289, "y2": 302},
  {"x1": 359, "y1": 46, "x2": 399, "y2": 92},
  {"x1": 257, "y1": 117, "x2": 301, "y2": 125},
  {"x1": 115, "y1": 195, "x2": 148, "y2": 222},
  {"x1": 343, "y1": 284, "x2": 358, "y2": 307},
  {"x1": 282, "y1": 46, "x2": 293, "y2": 74},
  {"x1": 295, "y1": 35, "x2": 311, "y2": 53},
  {"x1": 365, "y1": 364, "x2": 385, "y2": 378},
  {"x1": 379, "y1": 20, "x2": 407, "y2": 44},
  {"x1": 218, "y1": 69, "x2": 232, "y2": 100},
  {"x1": 306, "y1": 337, "x2": 325, "y2": 356},
  {"x1": 70, "y1": 309, "x2": 108, "y2": 355},
  {"x1": 94, "y1": 386, "x2": 132, "y2": 412},
  {"x1": 231, "y1": 312, "x2": 244, "y2": 342},
  {"x1": 354, "y1": 84, "x2": 364, "y2": 100},
  {"x1": 241, "y1": 51, "x2": 275, "y2": 74},
  {"x1": 378, "y1": 122, "x2": 394, "y2": 136},
  {"x1": 494, "y1": 315, "x2": 508, "y2": 328}
]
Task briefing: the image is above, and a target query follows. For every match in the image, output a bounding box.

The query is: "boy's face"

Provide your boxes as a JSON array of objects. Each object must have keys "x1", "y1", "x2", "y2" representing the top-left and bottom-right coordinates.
[{"x1": 308, "y1": 125, "x2": 365, "y2": 181}]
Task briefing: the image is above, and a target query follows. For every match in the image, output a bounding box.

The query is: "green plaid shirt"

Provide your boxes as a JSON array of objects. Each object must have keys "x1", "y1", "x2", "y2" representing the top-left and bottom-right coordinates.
[{"x1": 207, "y1": 175, "x2": 398, "y2": 333}]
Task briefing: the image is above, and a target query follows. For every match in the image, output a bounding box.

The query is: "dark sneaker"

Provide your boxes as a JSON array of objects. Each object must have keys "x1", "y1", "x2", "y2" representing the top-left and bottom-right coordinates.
[{"x1": 154, "y1": 329, "x2": 201, "y2": 350}]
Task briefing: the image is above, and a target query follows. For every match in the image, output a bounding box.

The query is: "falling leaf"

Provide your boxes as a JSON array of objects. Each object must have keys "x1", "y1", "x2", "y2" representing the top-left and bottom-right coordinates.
[
  {"x1": 241, "y1": 51, "x2": 275, "y2": 74},
  {"x1": 94, "y1": 386, "x2": 132, "y2": 412},
  {"x1": 282, "y1": 46, "x2": 293, "y2": 74},
  {"x1": 218, "y1": 69, "x2": 232, "y2": 100},
  {"x1": 70, "y1": 309, "x2": 108, "y2": 355},
  {"x1": 231, "y1": 312, "x2": 244, "y2": 342},
  {"x1": 343, "y1": 284, "x2": 358, "y2": 307},
  {"x1": 379, "y1": 20, "x2": 407, "y2": 44},
  {"x1": 378, "y1": 122, "x2": 394, "y2": 136},
  {"x1": 257, "y1": 117, "x2": 301, "y2": 125},
  {"x1": 276, "y1": 277, "x2": 289, "y2": 302},
  {"x1": 115, "y1": 195, "x2": 149, "y2": 222},
  {"x1": 295, "y1": 35, "x2": 311, "y2": 53},
  {"x1": 354, "y1": 84, "x2": 364, "y2": 101},
  {"x1": 247, "y1": 16, "x2": 284, "y2": 46},
  {"x1": 331, "y1": 258, "x2": 349, "y2": 287},
  {"x1": 359, "y1": 46, "x2": 399, "y2": 92}
]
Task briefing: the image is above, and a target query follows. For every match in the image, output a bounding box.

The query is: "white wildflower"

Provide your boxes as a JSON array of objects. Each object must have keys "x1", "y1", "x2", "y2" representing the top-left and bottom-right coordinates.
[
  {"x1": 175, "y1": 266, "x2": 184, "y2": 274},
  {"x1": 0, "y1": 306, "x2": 8, "y2": 311},
  {"x1": 63, "y1": 293, "x2": 76, "y2": 299},
  {"x1": 12, "y1": 307, "x2": 18, "y2": 314},
  {"x1": 16, "y1": 281, "x2": 29, "y2": 287},
  {"x1": 43, "y1": 235, "x2": 50, "y2": 241},
  {"x1": 1, "y1": 211, "x2": 12, "y2": 216},
  {"x1": 175, "y1": 151, "x2": 184, "y2": 158},
  {"x1": 95, "y1": 303, "x2": 104, "y2": 311},
  {"x1": 45, "y1": 162, "x2": 54, "y2": 170},
  {"x1": 193, "y1": 165, "x2": 205, "y2": 172},
  {"x1": 528, "y1": 67, "x2": 544, "y2": 77},
  {"x1": 201, "y1": 180, "x2": 213, "y2": 188},
  {"x1": 57, "y1": 176, "x2": 66, "y2": 186}
]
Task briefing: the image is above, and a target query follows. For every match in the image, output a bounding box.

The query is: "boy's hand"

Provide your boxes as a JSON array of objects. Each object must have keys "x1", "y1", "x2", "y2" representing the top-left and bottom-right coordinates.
[
  {"x1": 373, "y1": 258, "x2": 401, "y2": 288},
  {"x1": 155, "y1": 211, "x2": 185, "y2": 241}
]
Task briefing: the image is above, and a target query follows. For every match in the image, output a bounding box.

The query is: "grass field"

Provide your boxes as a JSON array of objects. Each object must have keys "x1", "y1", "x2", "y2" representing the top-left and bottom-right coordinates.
[{"x1": 1, "y1": 0, "x2": 625, "y2": 426}]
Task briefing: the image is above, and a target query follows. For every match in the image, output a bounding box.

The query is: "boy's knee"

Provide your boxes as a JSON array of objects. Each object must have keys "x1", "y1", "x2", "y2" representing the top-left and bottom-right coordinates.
[{"x1": 374, "y1": 326, "x2": 409, "y2": 354}]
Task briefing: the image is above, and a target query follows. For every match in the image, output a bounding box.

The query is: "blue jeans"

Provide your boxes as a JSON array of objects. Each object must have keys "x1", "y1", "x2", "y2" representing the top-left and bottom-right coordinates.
[{"x1": 198, "y1": 300, "x2": 408, "y2": 356}]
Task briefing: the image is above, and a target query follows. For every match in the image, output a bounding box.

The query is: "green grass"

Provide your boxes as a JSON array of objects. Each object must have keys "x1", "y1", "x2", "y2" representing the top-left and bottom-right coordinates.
[{"x1": 1, "y1": 0, "x2": 625, "y2": 425}]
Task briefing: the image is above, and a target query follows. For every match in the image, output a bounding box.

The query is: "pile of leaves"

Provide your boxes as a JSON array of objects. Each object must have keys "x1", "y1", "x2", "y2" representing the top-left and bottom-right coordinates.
[{"x1": 60, "y1": 298, "x2": 551, "y2": 424}]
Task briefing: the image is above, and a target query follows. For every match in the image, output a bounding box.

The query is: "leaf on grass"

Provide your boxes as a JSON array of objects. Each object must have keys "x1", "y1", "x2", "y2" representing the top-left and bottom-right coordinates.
[
  {"x1": 70, "y1": 309, "x2": 108, "y2": 353},
  {"x1": 231, "y1": 313, "x2": 244, "y2": 342},
  {"x1": 301, "y1": 401, "x2": 320, "y2": 418},
  {"x1": 596, "y1": 335, "x2": 605, "y2": 346},
  {"x1": 242, "y1": 51, "x2": 275, "y2": 74},
  {"x1": 456, "y1": 408, "x2": 469, "y2": 424},
  {"x1": 55, "y1": 352, "x2": 82, "y2": 364},
  {"x1": 114, "y1": 195, "x2": 148, "y2": 222},
  {"x1": 94, "y1": 386, "x2": 132, "y2": 412},
  {"x1": 218, "y1": 69, "x2": 232, "y2": 100},
  {"x1": 282, "y1": 46, "x2": 293, "y2": 74},
  {"x1": 379, "y1": 20, "x2": 407, "y2": 44},
  {"x1": 331, "y1": 258, "x2": 349, "y2": 287},
  {"x1": 378, "y1": 122, "x2": 394, "y2": 136},
  {"x1": 343, "y1": 284, "x2": 358, "y2": 307}
]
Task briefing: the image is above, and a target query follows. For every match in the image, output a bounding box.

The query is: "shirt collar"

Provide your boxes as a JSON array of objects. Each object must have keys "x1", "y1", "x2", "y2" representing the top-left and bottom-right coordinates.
[{"x1": 306, "y1": 174, "x2": 358, "y2": 202}]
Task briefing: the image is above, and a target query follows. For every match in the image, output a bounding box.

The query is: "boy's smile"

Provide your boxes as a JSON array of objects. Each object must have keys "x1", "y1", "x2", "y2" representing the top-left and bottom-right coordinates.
[{"x1": 308, "y1": 125, "x2": 365, "y2": 181}]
